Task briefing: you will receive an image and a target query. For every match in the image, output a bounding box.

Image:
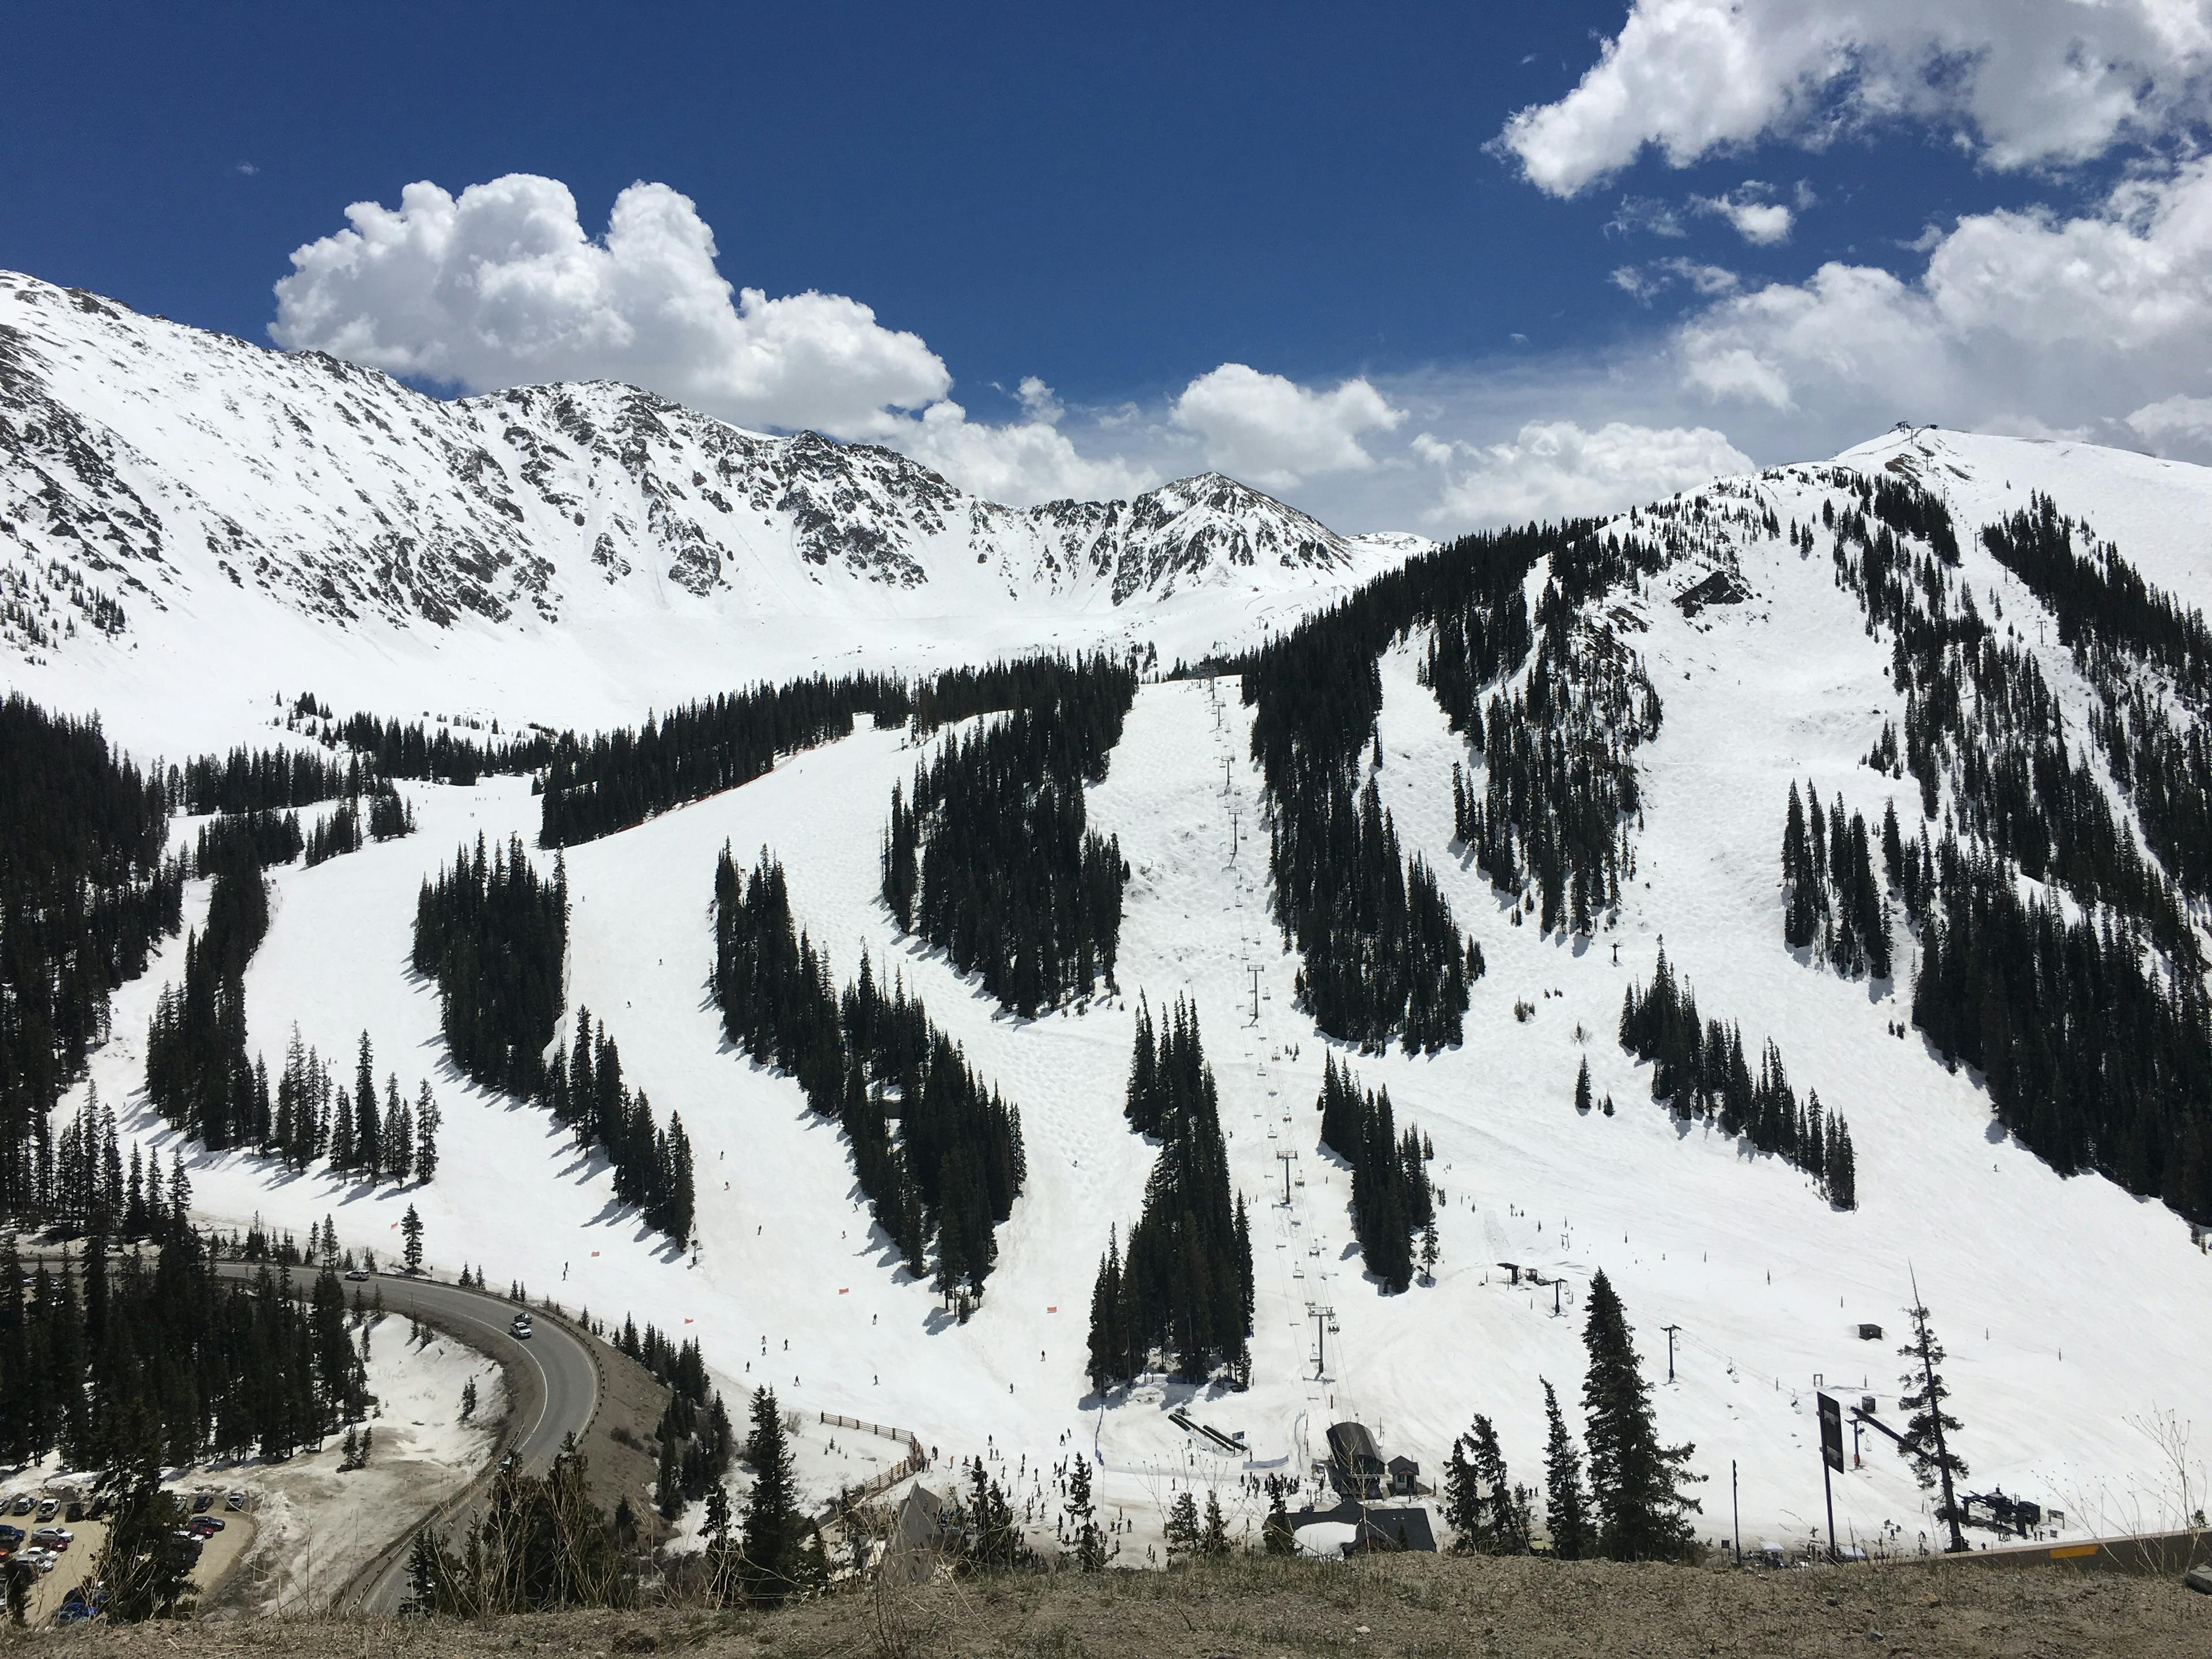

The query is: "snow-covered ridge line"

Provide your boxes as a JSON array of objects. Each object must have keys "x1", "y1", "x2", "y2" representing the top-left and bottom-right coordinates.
[{"x1": 0, "y1": 270, "x2": 1400, "y2": 650}]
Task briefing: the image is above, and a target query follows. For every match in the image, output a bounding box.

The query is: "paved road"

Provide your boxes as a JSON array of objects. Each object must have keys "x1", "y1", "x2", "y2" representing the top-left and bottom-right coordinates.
[{"x1": 340, "y1": 1273, "x2": 601, "y2": 1612}]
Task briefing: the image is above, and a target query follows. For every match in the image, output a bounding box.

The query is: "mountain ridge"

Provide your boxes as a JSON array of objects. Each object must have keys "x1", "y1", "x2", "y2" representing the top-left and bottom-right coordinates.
[
  {"x1": 0, "y1": 269, "x2": 1397, "y2": 638},
  {"x1": 0, "y1": 270, "x2": 1430, "y2": 752}
]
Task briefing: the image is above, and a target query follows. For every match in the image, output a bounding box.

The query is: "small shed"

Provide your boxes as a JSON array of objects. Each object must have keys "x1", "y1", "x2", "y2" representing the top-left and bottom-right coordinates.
[{"x1": 1387, "y1": 1455, "x2": 1421, "y2": 1497}]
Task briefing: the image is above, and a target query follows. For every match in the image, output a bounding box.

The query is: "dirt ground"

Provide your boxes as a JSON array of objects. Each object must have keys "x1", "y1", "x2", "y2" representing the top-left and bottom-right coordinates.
[
  {"x1": 9, "y1": 1552, "x2": 2210, "y2": 1657},
  {"x1": 5, "y1": 1493, "x2": 254, "y2": 1626}
]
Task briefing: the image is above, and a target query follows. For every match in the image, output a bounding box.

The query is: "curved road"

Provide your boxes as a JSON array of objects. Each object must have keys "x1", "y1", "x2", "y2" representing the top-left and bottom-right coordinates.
[{"x1": 338, "y1": 1273, "x2": 601, "y2": 1612}]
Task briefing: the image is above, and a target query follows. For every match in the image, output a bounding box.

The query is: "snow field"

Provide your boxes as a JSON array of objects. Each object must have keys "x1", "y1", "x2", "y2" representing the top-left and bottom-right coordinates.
[{"x1": 220, "y1": 1321, "x2": 505, "y2": 1613}]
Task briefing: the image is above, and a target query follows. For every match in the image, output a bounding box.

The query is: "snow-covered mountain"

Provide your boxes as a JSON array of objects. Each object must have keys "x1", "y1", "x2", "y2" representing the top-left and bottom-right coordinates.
[
  {"x1": 13, "y1": 268, "x2": 2212, "y2": 1563},
  {"x1": 0, "y1": 270, "x2": 1418, "y2": 753}
]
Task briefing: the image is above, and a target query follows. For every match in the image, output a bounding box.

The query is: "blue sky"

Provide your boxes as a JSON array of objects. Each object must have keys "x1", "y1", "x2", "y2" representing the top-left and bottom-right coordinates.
[{"x1": 8, "y1": 2, "x2": 2212, "y2": 528}]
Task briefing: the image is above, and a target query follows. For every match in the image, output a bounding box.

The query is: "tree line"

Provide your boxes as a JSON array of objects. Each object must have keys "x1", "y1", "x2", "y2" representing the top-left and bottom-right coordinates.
[
  {"x1": 1317, "y1": 1055, "x2": 1437, "y2": 1292},
  {"x1": 414, "y1": 835, "x2": 694, "y2": 1244},
  {"x1": 541, "y1": 1008, "x2": 698, "y2": 1247},
  {"x1": 142, "y1": 828, "x2": 269, "y2": 1152},
  {"x1": 1210, "y1": 520, "x2": 1640, "y2": 1054},
  {"x1": 539, "y1": 672, "x2": 910, "y2": 847},
  {"x1": 1088, "y1": 998, "x2": 1253, "y2": 1389},
  {"x1": 1437, "y1": 530, "x2": 1664, "y2": 942},
  {"x1": 1821, "y1": 483, "x2": 2212, "y2": 1223},
  {"x1": 1780, "y1": 783, "x2": 1891, "y2": 979},
  {"x1": 0, "y1": 695, "x2": 184, "y2": 1224},
  {"x1": 1618, "y1": 949, "x2": 1857, "y2": 1209},
  {"x1": 714, "y1": 845, "x2": 1025, "y2": 1297},
  {"x1": 616, "y1": 1320, "x2": 735, "y2": 1521},
  {"x1": 414, "y1": 835, "x2": 569, "y2": 1099},
  {"x1": 1237, "y1": 618, "x2": 1477, "y2": 1054},
  {"x1": 1983, "y1": 494, "x2": 2212, "y2": 908},
  {"x1": 882, "y1": 654, "x2": 1135, "y2": 1016},
  {"x1": 0, "y1": 1228, "x2": 373, "y2": 1472}
]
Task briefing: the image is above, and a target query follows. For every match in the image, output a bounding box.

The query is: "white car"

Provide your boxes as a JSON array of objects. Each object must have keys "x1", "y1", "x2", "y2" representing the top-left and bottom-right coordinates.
[{"x1": 510, "y1": 1316, "x2": 534, "y2": 1339}]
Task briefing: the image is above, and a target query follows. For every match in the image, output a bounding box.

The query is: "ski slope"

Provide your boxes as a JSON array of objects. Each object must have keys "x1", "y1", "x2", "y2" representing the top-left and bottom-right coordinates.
[{"x1": 33, "y1": 424, "x2": 2212, "y2": 1563}]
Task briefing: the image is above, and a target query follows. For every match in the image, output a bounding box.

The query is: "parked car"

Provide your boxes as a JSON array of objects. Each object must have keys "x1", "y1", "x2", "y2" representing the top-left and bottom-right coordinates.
[
  {"x1": 344, "y1": 1268, "x2": 372, "y2": 1282},
  {"x1": 35, "y1": 1499, "x2": 57, "y2": 1521},
  {"x1": 225, "y1": 1490, "x2": 248, "y2": 1511},
  {"x1": 63, "y1": 1502, "x2": 84, "y2": 1522},
  {"x1": 510, "y1": 1315, "x2": 534, "y2": 1339},
  {"x1": 0, "y1": 1524, "x2": 22, "y2": 1545},
  {"x1": 10, "y1": 1495, "x2": 32, "y2": 1516},
  {"x1": 86, "y1": 1497, "x2": 110, "y2": 1521},
  {"x1": 191, "y1": 1492, "x2": 213, "y2": 1513},
  {"x1": 31, "y1": 1528, "x2": 71, "y2": 1549}
]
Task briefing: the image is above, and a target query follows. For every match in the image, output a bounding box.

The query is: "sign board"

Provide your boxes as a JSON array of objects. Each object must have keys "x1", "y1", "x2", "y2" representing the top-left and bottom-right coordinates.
[{"x1": 1817, "y1": 1392, "x2": 1844, "y2": 1473}]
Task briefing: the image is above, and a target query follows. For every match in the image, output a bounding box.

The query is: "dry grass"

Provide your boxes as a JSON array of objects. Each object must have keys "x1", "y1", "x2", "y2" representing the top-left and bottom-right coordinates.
[{"x1": 7, "y1": 1552, "x2": 2210, "y2": 1658}]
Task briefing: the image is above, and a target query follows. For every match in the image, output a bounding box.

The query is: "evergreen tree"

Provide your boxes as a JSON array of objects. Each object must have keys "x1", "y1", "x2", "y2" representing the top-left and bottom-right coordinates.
[
  {"x1": 702, "y1": 1482, "x2": 737, "y2": 1606},
  {"x1": 738, "y1": 1388, "x2": 804, "y2": 1605},
  {"x1": 1580, "y1": 1270, "x2": 1702, "y2": 1561},
  {"x1": 1163, "y1": 1491, "x2": 1201, "y2": 1563},
  {"x1": 93, "y1": 1449, "x2": 200, "y2": 1620},
  {"x1": 1200, "y1": 1488, "x2": 1231, "y2": 1558},
  {"x1": 1445, "y1": 1415, "x2": 1530, "y2": 1554},
  {"x1": 415, "y1": 1084, "x2": 441, "y2": 1184},
  {"x1": 1065, "y1": 1453, "x2": 1104, "y2": 1570},
  {"x1": 1262, "y1": 1476, "x2": 1296, "y2": 1555},
  {"x1": 1897, "y1": 1287, "x2": 1970, "y2": 1552},
  {"x1": 412, "y1": 836, "x2": 567, "y2": 1100},
  {"x1": 401, "y1": 1205, "x2": 424, "y2": 1275},
  {"x1": 1541, "y1": 1378, "x2": 1593, "y2": 1560},
  {"x1": 1574, "y1": 1057, "x2": 1592, "y2": 1113}
]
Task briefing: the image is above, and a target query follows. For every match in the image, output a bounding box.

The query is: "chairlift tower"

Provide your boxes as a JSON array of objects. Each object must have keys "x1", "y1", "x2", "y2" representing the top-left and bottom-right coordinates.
[
  {"x1": 1276, "y1": 1149, "x2": 1298, "y2": 1207},
  {"x1": 1306, "y1": 1301, "x2": 1338, "y2": 1380}
]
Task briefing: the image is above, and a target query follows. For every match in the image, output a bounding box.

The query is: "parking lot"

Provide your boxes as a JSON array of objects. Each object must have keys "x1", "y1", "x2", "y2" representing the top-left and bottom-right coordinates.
[{"x1": 1, "y1": 1487, "x2": 256, "y2": 1624}]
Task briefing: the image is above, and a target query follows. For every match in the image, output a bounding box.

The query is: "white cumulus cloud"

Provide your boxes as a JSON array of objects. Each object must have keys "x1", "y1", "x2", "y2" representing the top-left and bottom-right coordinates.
[
  {"x1": 1169, "y1": 364, "x2": 1407, "y2": 490},
  {"x1": 269, "y1": 174, "x2": 1173, "y2": 507},
  {"x1": 271, "y1": 174, "x2": 951, "y2": 440},
  {"x1": 1697, "y1": 191, "x2": 1794, "y2": 245},
  {"x1": 901, "y1": 394, "x2": 1158, "y2": 506},
  {"x1": 1418, "y1": 420, "x2": 1753, "y2": 527},
  {"x1": 1497, "y1": 0, "x2": 2212, "y2": 196},
  {"x1": 1671, "y1": 160, "x2": 2212, "y2": 444}
]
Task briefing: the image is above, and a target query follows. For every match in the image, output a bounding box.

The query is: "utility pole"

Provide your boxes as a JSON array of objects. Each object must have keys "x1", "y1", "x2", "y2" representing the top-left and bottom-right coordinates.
[
  {"x1": 1732, "y1": 1460, "x2": 1741, "y2": 1566},
  {"x1": 1277, "y1": 1149, "x2": 1298, "y2": 1207},
  {"x1": 1662, "y1": 1323, "x2": 1682, "y2": 1382}
]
